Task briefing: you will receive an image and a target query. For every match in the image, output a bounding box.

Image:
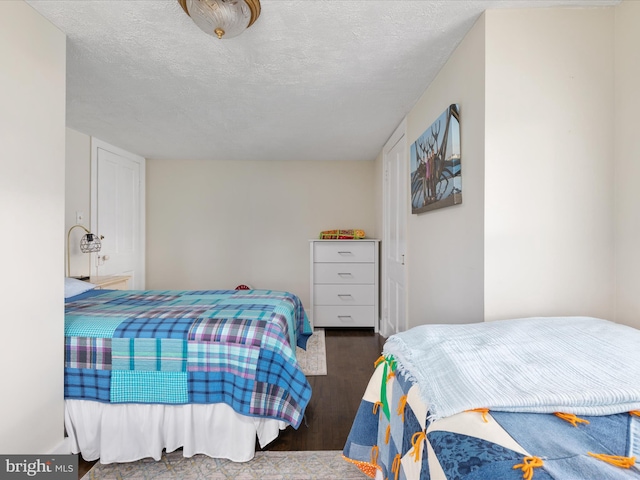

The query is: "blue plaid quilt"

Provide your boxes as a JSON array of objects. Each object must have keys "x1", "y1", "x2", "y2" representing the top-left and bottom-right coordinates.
[{"x1": 64, "y1": 289, "x2": 312, "y2": 428}]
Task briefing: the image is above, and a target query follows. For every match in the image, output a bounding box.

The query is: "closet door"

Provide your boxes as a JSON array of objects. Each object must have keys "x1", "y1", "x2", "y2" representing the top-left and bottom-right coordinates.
[
  {"x1": 382, "y1": 121, "x2": 407, "y2": 336},
  {"x1": 91, "y1": 138, "x2": 146, "y2": 289}
]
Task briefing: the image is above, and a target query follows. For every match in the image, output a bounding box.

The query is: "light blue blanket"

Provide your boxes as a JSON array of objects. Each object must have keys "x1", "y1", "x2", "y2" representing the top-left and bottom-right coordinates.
[{"x1": 383, "y1": 316, "x2": 640, "y2": 420}]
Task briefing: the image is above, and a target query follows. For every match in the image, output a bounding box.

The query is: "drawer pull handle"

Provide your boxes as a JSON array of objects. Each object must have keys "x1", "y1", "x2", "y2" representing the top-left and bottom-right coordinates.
[
  {"x1": 338, "y1": 315, "x2": 353, "y2": 320},
  {"x1": 338, "y1": 272, "x2": 353, "y2": 277},
  {"x1": 338, "y1": 251, "x2": 353, "y2": 255},
  {"x1": 338, "y1": 294, "x2": 353, "y2": 299}
]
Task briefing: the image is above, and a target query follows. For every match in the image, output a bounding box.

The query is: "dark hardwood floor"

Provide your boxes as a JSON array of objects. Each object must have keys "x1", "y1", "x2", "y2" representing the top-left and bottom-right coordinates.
[
  {"x1": 77, "y1": 328, "x2": 385, "y2": 478},
  {"x1": 264, "y1": 328, "x2": 385, "y2": 451}
]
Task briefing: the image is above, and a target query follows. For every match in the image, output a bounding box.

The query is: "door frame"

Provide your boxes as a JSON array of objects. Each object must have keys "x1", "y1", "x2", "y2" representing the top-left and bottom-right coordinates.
[
  {"x1": 90, "y1": 137, "x2": 146, "y2": 288},
  {"x1": 381, "y1": 118, "x2": 408, "y2": 337}
]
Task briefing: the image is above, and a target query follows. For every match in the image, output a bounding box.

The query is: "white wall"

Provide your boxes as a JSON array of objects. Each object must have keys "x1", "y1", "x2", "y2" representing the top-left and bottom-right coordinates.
[
  {"x1": 398, "y1": 6, "x2": 623, "y2": 327},
  {"x1": 484, "y1": 8, "x2": 615, "y2": 321},
  {"x1": 65, "y1": 128, "x2": 92, "y2": 277},
  {"x1": 146, "y1": 159, "x2": 376, "y2": 309},
  {"x1": 373, "y1": 150, "x2": 383, "y2": 240},
  {"x1": 0, "y1": 0, "x2": 66, "y2": 453},
  {"x1": 405, "y1": 15, "x2": 486, "y2": 327},
  {"x1": 614, "y1": 0, "x2": 640, "y2": 329}
]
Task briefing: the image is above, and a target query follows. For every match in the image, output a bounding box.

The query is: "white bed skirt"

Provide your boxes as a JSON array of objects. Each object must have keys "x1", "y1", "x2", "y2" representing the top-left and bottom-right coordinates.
[{"x1": 64, "y1": 400, "x2": 287, "y2": 464}]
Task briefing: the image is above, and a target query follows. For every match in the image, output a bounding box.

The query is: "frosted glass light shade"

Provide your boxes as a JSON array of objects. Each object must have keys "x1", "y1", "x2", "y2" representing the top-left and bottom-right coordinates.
[{"x1": 179, "y1": 0, "x2": 261, "y2": 39}]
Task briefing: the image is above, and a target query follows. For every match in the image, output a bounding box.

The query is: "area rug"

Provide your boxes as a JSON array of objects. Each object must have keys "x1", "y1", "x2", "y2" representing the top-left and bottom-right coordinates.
[
  {"x1": 82, "y1": 450, "x2": 366, "y2": 479},
  {"x1": 296, "y1": 328, "x2": 327, "y2": 376}
]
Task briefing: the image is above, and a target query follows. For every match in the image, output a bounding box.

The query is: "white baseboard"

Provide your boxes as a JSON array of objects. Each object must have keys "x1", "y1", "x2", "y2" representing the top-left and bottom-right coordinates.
[{"x1": 49, "y1": 436, "x2": 72, "y2": 454}]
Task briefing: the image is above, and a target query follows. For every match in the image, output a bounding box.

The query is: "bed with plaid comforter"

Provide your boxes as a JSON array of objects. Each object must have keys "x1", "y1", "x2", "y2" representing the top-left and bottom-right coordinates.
[{"x1": 64, "y1": 289, "x2": 312, "y2": 428}]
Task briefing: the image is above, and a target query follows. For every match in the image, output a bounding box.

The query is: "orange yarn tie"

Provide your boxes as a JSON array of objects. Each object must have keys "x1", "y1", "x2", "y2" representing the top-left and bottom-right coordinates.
[
  {"x1": 370, "y1": 445, "x2": 379, "y2": 466},
  {"x1": 467, "y1": 408, "x2": 490, "y2": 423},
  {"x1": 387, "y1": 370, "x2": 395, "y2": 381},
  {"x1": 554, "y1": 412, "x2": 590, "y2": 427},
  {"x1": 385, "y1": 424, "x2": 391, "y2": 445},
  {"x1": 409, "y1": 431, "x2": 426, "y2": 463},
  {"x1": 372, "y1": 401, "x2": 383, "y2": 415},
  {"x1": 391, "y1": 453, "x2": 402, "y2": 480},
  {"x1": 630, "y1": 410, "x2": 640, "y2": 418},
  {"x1": 397, "y1": 395, "x2": 408, "y2": 422},
  {"x1": 374, "y1": 355, "x2": 386, "y2": 368},
  {"x1": 587, "y1": 453, "x2": 636, "y2": 468},
  {"x1": 513, "y1": 456, "x2": 544, "y2": 480}
]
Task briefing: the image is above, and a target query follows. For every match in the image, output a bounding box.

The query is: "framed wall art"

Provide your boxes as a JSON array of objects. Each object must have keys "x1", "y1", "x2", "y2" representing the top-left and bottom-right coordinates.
[{"x1": 410, "y1": 104, "x2": 461, "y2": 214}]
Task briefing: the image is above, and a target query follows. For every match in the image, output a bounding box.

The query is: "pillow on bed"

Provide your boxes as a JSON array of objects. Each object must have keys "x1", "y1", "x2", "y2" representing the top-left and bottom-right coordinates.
[{"x1": 65, "y1": 277, "x2": 97, "y2": 298}]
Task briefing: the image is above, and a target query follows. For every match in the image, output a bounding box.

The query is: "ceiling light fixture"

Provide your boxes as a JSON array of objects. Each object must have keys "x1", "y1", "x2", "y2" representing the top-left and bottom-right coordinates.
[{"x1": 178, "y1": 0, "x2": 261, "y2": 40}]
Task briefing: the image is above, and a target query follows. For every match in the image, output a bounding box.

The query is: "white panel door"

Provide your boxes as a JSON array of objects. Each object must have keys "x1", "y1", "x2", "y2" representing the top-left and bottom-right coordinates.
[
  {"x1": 382, "y1": 122, "x2": 407, "y2": 336},
  {"x1": 91, "y1": 139, "x2": 145, "y2": 289}
]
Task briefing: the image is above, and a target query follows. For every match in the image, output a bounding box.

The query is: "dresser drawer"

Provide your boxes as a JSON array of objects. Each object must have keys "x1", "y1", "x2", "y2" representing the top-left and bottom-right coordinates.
[
  {"x1": 313, "y1": 241, "x2": 375, "y2": 263},
  {"x1": 313, "y1": 263, "x2": 375, "y2": 285},
  {"x1": 313, "y1": 284, "x2": 375, "y2": 306},
  {"x1": 313, "y1": 306, "x2": 375, "y2": 327},
  {"x1": 89, "y1": 275, "x2": 131, "y2": 290}
]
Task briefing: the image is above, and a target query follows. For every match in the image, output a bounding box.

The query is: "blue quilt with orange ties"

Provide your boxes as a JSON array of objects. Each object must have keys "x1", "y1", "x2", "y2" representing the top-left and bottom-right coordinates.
[
  {"x1": 343, "y1": 357, "x2": 640, "y2": 480},
  {"x1": 64, "y1": 289, "x2": 312, "y2": 428}
]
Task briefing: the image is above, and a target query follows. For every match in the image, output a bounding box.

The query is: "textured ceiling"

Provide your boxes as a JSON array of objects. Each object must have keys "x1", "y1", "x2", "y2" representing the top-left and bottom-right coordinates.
[{"x1": 26, "y1": 0, "x2": 618, "y2": 162}]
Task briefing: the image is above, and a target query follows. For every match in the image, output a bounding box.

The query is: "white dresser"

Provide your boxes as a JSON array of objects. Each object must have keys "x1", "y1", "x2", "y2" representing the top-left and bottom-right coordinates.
[{"x1": 309, "y1": 239, "x2": 379, "y2": 331}]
